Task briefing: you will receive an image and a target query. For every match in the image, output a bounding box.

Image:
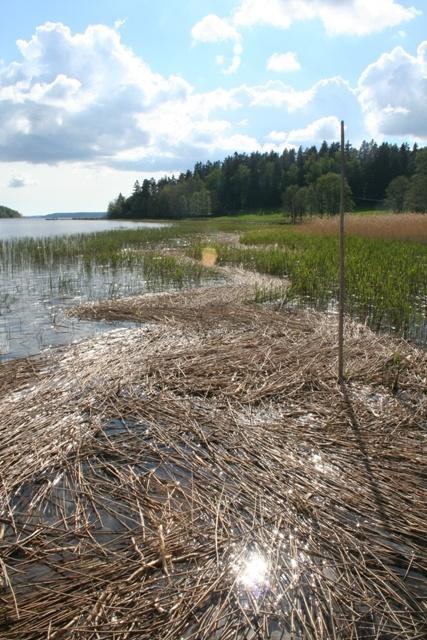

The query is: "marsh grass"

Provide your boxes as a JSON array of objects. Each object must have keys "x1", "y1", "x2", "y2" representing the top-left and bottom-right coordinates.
[
  {"x1": 299, "y1": 213, "x2": 427, "y2": 243},
  {"x1": 0, "y1": 226, "x2": 184, "y2": 267},
  {"x1": 188, "y1": 223, "x2": 426, "y2": 341},
  {"x1": 1, "y1": 212, "x2": 425, "y2": 346},
  {"x1": 0, "y1": 224, "x2": 218, "y2": 289},
  {"x1": 0, "y1": 226, "x2": 222, "y2": 360}
]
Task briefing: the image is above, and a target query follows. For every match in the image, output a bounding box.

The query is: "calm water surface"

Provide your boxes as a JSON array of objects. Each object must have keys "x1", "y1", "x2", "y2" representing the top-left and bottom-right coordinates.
[
  {"x1": 0, "y1": 218, "x2": 212, "y2": 362},
  {"x1": 0, "y1": 218, "x2": 167, "y2": 240}
]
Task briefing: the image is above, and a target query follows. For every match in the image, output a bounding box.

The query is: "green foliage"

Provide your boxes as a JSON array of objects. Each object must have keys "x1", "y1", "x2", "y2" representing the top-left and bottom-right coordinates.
[
  {"x1": 0, "y1": 205, "x2": 21, "y2": 218},
  {"x1": 284, "y1": 173, "x2": 354, "y2": 218},
  {"x1": 188, "y1": 226, "x2": 426, "y2": 340},
  {"x1": 107, "y1": 141, "x2": 424, "y2": 220},
  {"x1": 385, "y1": 176, "x2": 410, "y2": 212},
  {"x1": 315, "y1": 173, "x2": 354, "y2": 215},
  {"x1": 0, "y1": 227, "x2": 214, "y2": 291},
  {"x1": 405, "y1": 176, "x2": 427, "y2": 213}
]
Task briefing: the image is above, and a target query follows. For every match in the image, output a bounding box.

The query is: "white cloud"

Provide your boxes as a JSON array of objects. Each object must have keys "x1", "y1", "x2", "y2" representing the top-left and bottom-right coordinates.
[
  {"x1": 191, "y1": 14, "x2": 239, "y2": 43},
  {"x1": 192, "y1": 14, "x2": 243, "y2": 74},
  {"x1": 242, "y1": 76, "x2": 354, "y2": 112},
  {"x1": 243, "y1": 80, "x2": 314, "y2": 110},
  {"x1": 0, "y1": 22, "x2": 262, "y2": 172},
  {"x1": 0, "y1": 18, "x2": 398, "y2": 184},
  {"x1": 8, "y1": 173, "x2": 37, "y2": 188},
  {"x1": 0, "y1": 22, "x2": 192, "y2": 164},
  {"x1": 358, "y1": 41, "x2": 427, "y2": 138},
  {"x1": 192, "y1": 1, "x2": 419, "y2": 77},
  {"x1": 233, "y1": 0, "x2": 420, "y2": 36},
  {"x1": 267, "y1": 52, "x2": 301, "y2": 73},
  {"x1": 114, "y1": 18, "x2": 127, "y2": 30},
  {"x1": 223, "y1": 42, "x2": 243, "y2": 74},
  {"x1": 268, "y1": 116, "x2": 341, "y2": 146}
]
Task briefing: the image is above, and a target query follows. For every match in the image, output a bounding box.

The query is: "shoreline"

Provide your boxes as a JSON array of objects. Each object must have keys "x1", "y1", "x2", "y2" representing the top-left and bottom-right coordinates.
[{"x1": 0, "y1": 274, "x2": 426, "y2": 638}]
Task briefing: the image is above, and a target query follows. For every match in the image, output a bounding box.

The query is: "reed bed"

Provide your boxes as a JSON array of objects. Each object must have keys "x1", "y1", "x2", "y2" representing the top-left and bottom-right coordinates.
[
  {"x1": 299, "y1": 213, "x2": 427, "y2": 244},
  {"x1": 0, "y1": 227, "x2": 183, "y2": 267},
  {"x1": 187, "y1": 230, "x2": 427, "y2": 344},
  {"x1": 1, "y1": 276, "x2": 426, "y2": 639}
]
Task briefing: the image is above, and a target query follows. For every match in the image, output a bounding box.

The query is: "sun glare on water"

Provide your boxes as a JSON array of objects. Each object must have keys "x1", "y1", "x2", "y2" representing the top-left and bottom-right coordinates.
[{"x1": 234, "y1": 551, "x2": 269, "y2": 590}]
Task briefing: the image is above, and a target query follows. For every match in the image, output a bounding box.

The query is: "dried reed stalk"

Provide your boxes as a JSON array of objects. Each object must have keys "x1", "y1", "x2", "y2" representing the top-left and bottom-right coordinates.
[{"x1": 1, "y1": 274, "x2": 425, "y2": 639}]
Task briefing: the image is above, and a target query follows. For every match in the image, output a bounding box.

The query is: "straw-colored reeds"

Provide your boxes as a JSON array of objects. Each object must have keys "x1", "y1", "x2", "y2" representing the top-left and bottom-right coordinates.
[
  {"x1": 1, "y1": 273, "x2": 426, "y2": 639},
  {"x1": 298, "y1": 213, "x2": 427, "y2": 243}
]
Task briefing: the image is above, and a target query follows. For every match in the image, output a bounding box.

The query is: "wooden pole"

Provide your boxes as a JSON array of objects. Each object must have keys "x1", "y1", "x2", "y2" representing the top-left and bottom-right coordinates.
[{"x1": 338, "y1": 120, "x2": 346, "y2": 383}]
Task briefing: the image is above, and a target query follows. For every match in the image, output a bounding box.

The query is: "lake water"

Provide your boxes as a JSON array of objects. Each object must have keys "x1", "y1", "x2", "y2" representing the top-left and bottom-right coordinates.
[
  {"x1": 0, "y1": 217, "x2": 167, "y2": 240},
  {"x1": 0, "y1": 218, "x2": 214, "y2": 362}
]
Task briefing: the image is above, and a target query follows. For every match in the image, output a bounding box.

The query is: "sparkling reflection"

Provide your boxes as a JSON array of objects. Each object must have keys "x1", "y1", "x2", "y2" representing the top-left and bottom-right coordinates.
[{"x1": 233, "y1": 550, "x2": 270, "y2": 596}]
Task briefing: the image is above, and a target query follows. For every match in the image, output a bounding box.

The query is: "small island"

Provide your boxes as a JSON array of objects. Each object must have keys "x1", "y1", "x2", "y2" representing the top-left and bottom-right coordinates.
[{"x1": 0, "y1": 204, "x2": 21, "y2": 218}]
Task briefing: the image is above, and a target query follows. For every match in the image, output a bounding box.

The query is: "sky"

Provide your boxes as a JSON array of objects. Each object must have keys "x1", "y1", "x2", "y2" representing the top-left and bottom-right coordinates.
[{"x1": 0, "y1": 0, "x2": 426, "y2": 215}]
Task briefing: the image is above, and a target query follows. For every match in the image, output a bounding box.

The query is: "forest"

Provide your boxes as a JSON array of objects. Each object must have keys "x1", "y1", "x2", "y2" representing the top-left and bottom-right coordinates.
[
  {"x1": 107, "y1": 140, "x2": 427, "y2": 220},
  {"x1": 0, "y1": 205, "x2": 21, "y2": 218}
]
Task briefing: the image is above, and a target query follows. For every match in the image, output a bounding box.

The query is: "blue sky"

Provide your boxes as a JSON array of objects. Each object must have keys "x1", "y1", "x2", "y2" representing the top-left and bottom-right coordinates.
[{"x1": 0, "y1": 0, "x2": 425, "y2": 214}]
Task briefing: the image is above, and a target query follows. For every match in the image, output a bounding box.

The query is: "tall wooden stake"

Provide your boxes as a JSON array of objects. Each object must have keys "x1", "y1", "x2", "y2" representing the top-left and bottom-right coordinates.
[{"x1": 338, "y1": 120, "x2": 345, "y2": 383}]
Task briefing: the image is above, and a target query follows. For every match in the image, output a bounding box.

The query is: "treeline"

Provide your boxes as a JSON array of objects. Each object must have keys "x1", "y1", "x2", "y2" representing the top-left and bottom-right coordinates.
[
  {"x1": 0, "y1": 205, "x2": 21, "y2": 218},
  {"x1": 107, "y1": 140, "x2": 427, "y2": 219}
]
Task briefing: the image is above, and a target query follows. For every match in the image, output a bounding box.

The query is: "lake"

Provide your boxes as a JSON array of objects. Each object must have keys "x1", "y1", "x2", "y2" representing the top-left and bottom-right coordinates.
[
  {"x1": 0, "y1": 221, "x2": 216, "y2": 362},
  {"x1": 0, "y1": 217, "x2": 167, "y2": 240}
]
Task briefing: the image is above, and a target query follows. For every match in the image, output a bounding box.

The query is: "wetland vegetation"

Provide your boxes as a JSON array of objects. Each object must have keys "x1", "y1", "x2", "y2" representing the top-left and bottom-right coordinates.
[
  {"x1": 1, "y1": 212, "x2": 426, "y2": 361},
  {"x1": 1, "y1": 209, "x2": 426, "y2": 639},
  {"x1": 188, "y1": 212, "x2": 427, "y2": 344},
  {"x1": 0, "y1": 225, "x2": 218, "y2": 360}
]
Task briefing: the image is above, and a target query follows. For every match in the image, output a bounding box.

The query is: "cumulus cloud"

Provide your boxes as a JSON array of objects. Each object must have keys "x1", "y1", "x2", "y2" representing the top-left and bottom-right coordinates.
[
  {"x1": 233, "y1": 0, "x2": 420, "y2": 36},
  {"x1": 0, "y1": 19, "x2": 392, "y2": 176},
  {"x1": 0, "y1": 22, "x2": 191, "y2": 164},
  {"x1": 242, "y1": 76, "x2": 355, "y2": 112},
  {"x1": 191, "y1": 14, "x2": 239, "y2": 43},
  {"x1": 267, "y1": 116, "x2": 341, "y2": 146},
  {"x1": 1, "y1": 22, "x2": 269, "y2": 171},
  {"x1": 358, "y1": 41, "x2": 427, "y2": 139},
  {"x1": 192, "y1": 14, "x2": 243, "y2": 74},
  {"x1": 267, "y1": 52, "x2": 301, "y2": 73},
  {"x1": 109, "y1": 74, "x2": 358, "y2": 170},
  {"x1": 8, "y1": 173, "x2": 37, "y2": 188},
  {"x1": 192, "y1": 1, "x2": 419, "y2": 75}
]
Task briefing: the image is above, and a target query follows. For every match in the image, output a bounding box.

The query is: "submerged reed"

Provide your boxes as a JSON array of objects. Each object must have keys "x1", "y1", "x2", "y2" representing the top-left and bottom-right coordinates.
[
  {"x1": 187, "y1": 226, "x2": 427, "y2": 342},
  {"x1": 1, "y1": 279, "x2": 426, "y2": 639}
]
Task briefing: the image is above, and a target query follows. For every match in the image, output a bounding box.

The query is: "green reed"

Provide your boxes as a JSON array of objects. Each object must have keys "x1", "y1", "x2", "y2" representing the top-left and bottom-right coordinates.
[
  {"x1": 0, "y1": 226, "x2": 185, "y2": 267},
  {"x1": 188, "y1": 227, "x2": 426, "y2": 341},
  {"x1": 0, "y1": 226, "x2": 215, "y2": 293}
]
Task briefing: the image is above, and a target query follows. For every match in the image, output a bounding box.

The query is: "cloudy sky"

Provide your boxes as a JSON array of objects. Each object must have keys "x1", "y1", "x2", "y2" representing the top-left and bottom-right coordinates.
[{"x1": 0, "y1": 0, "x2": 425, "y2": 215}]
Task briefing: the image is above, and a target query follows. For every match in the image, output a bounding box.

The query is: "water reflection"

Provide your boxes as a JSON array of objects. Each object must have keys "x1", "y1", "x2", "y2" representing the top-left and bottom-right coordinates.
[
  {"x1": 234, "y1": 551, "x2": 269, "y2": 592},
  {"x1": 0, "y1": 218, "x2": 168, "y2": 241},
  {"x1": 228, "y1": 535, "x2": 321, "y2": 639},
  {"x1": 0, "y1": 260, "x2": 218, "y2": 361}
]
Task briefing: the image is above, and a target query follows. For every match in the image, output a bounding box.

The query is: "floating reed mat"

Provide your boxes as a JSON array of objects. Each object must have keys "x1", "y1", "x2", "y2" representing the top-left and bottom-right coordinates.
[{"x1": 0, "y1": 282, "x2": 426, "y2": 639}]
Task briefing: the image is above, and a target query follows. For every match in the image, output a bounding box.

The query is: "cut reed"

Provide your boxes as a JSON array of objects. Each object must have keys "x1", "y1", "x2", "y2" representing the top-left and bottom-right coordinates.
[{"x1": 1, "y1": 276, "x2": 425, "y2": 639}]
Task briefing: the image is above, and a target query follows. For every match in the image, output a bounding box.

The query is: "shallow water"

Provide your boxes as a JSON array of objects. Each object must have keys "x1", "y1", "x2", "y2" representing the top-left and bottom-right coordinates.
[
  {"x1": 0, "y1": 218, "x2": 224, "y2": 361},
  {"x1": 0, "y1": 256, "x2": 215, "y2": 362},
  {"x1": 0, "y1": 217, "x2": 168, "y2": 240}
]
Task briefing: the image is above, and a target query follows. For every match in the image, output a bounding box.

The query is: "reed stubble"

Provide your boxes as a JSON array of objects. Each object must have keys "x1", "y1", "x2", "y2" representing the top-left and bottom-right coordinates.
[{"x1": 1, "y1": 274, "x2": 426, "y2": 639}]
